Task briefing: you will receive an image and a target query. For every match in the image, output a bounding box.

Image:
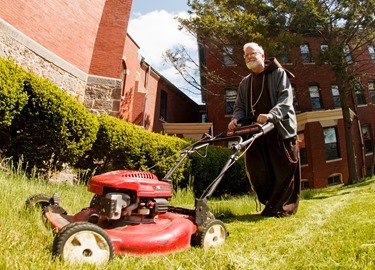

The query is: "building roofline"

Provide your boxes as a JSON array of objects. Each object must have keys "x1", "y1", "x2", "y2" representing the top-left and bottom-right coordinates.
[{"x1": 139, "y1": 57, "x2": 199, "y2": 107}]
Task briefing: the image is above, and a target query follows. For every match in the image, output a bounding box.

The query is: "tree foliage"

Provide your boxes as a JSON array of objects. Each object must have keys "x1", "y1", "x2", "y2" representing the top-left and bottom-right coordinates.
[
  {"x1": 166, "y1": 0, "x2": 375, "y2": 183},
  {"x1": 165, "y1": 0, "x2": 303, "y2": 95}
]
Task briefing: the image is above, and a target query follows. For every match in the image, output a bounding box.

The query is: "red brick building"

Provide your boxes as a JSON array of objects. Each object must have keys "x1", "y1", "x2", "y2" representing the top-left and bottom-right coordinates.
[
  {"x1": 201, "y1": 38, "x2": 375, "y2": 188},
  {"x1": 0, "y1": 0, "x2": 207, "y2": 137},
  {"x1": 120, "y1": 34, "x2": 205, "y2": 135}
]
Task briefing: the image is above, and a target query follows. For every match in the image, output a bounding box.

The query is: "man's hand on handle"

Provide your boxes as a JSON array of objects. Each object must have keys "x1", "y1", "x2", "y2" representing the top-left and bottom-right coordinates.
[
  {"x1": 228, "y1": 114, "x2": 270, "y2": 130},
  {"x1": 228, "y1": 119, "x2": 238, "y2": 130},
  {"x1": 256, "y1": 114, "x2": 269, "y2": 124}
]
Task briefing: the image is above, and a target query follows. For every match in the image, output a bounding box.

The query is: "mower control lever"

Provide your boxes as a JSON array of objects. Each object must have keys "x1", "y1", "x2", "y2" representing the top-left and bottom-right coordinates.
[{"x1": 237, "y1": 115, "x2": 259, "y2": 126}]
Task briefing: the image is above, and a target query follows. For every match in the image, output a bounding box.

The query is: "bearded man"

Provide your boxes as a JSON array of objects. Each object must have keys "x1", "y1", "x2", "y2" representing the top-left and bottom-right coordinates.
[{"x1": 228, "y1": 42, "x2": 301, "y2": 217}]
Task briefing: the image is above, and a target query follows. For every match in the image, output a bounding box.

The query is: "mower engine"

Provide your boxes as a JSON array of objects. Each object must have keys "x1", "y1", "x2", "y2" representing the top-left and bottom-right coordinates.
[{"x1": 87, "y1": 170, "x2": 172, "y2": 223}]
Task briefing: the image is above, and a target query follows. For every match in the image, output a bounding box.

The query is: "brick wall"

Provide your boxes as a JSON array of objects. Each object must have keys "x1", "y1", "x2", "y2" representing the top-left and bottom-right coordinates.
[
  {"x1": 0, "y1": 0, "x2": 106, "y2": 73},
  {"x1": 89, "y1": 0, "x2": 133, "y2": 78},
  {"x1": 302, "y1": 120, "x2": 349, "y2": 188},
  {"x1": 0, "y1": 0, "x2": 132, "y2": 77}
]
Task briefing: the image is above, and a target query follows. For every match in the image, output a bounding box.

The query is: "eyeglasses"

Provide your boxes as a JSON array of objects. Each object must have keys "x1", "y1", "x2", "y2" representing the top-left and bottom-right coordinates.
[{"x1": 243, "y1": 52, "x2": 260, "y2": 59}]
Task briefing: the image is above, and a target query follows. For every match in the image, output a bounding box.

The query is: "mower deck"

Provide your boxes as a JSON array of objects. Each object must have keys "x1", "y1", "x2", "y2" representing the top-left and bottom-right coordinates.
[{"x1": 44, "y1": 206, "x2": 197, "y2": 256}]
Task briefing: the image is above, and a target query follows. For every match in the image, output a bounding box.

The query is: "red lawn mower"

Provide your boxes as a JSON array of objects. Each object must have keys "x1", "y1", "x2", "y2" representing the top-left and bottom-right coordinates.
[{"x1": 26, "y1": 119, "x2": 274, "y2": 265}]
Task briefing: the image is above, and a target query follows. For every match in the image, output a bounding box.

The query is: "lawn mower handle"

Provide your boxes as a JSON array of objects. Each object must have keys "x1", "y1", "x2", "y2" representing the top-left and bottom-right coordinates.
[
  {"x1": 163, "y1": 120, "x2": 274, "y2": 187},
  {"x1": 199, "y1": 121, "x2": 274, "y2": 200},
  {"x1": 237, "y1": 115, "x2": 259, "y2": 126},
  {"x1": 163, "y1": 120, "x2": 274, "y2": 227}
]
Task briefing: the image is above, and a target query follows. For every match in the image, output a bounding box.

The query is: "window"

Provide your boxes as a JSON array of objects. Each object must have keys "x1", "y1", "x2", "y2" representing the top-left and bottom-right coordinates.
[
  {"x1": 300, "y1": 43, "x2": 313, "y2": 63},
  {"x1": 362, "y1": 124, "x2": 373, "y2": 154},
  {"x1": 279, "y1": 45, "x2": 290, "y2": 64},
  {"x1": 331, "y1": 84, "x2": 341, "y2": 108},
  {"x1": 121, "y1": 60, "x2": 127, "y2": 97},
  {"x1": 320, "y1": 43, "x2": 329, "y2": 63},
  {"x1": 328, "y1": 174, "x2": 342, "y2": 186},
  {"x1": 160, "y1": 90, "x2": 167, "y2": 121},
  {"x1": 309, "y1": 85, "x2": 322, "y2": 110},
  {"x1": 279, "y1": 54, "x2": 290, "y2": 64},
  {"x1": 298, "y1": 133, "x2": 307, "y2": 165},
  {"x1": 199, "y1": 45, "x2": 206, "y2": 67},
  {"x1": 223, "y1": 46, "x2": 235, "y2": 66},
  {"x1": 292, "y1": 85, "x2": 299, "y2": 112},
  {"x1": 344, "y1": 45, "x2": 353, "y2": 63},
  {"x1": 324, "y1": 127, "x2": 340, "y2": 160},
  {"x1": 320, "y1": 43, "x2": 328, "y2": 52},
  {"x1": 369, "y1": 81, "x2": 375, "y2": 104},
  {"x1": 368, "y1": 45, "x2": 375, "y2": 61},
  {"x1": 354, "y1": 82, "x2": 366, "y2": 106},
  {"x1": 301, "y1": 179, "x2": 310, "y2": 190},
  {"x1": 225, "y1": 88, "x2": 237, "y2": 115},
  {"x1": 201, "y1": 114, "x2": 206, "y2": 123}
]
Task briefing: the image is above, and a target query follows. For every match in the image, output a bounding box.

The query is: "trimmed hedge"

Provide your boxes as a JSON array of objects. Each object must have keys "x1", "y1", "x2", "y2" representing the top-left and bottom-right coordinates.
[
  {"x1": 0, "y1": 59, "x2": 29, "y2": 151},
  {"x1": 0, "y1": 58, "x2": 28, "y2": 127},
  {"x1": 190, "y1": 145, "x2": 250, "y2": 197},
  {"x1": 77, "y1": 114, "x2": 190, "y2": 183},
  {"x1": 6, "y1": 70, "x2": 99, "y2": 172}
]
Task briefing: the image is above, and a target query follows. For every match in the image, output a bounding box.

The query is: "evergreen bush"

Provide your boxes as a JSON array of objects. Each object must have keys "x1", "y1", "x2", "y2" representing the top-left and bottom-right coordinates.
[
  {"x1": 78, "y1": 114, "x2": 190, "y2": 183},
  {"x1": 190, "y1": 145, "x2": 249, "y2": 196},
  {"x1": 8, "y1": 72, "x2": 99, "y2": 172},
  {"x1": 0, "y1": 58, "x2": 28, "y2": 127},
  {"x1": 0, "y1": 58, "x2": 29, "y2": 152}
]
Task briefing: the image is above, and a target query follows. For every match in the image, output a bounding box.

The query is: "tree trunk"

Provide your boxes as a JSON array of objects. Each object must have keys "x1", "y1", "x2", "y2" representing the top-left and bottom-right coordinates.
[
  {"x1": 337, "y1": 76, "x2": 359, "y2": 185},
  {"x1": 341, "y1": 105, "x2": 359, "y2": 184},
  {"x1": 371, "y1": 137, "x2": 375, "y2": 177}
]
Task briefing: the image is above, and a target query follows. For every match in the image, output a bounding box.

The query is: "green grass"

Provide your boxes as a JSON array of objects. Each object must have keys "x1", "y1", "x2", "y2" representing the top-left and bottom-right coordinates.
[{"x1": 0, "y1": 165, "x2": 374, "y2": 270}]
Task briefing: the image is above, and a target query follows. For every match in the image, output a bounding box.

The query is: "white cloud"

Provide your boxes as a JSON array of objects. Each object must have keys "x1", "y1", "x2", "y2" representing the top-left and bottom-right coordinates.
[{"x1": 128, "y1": 10, "x2": 201, "y2": 104}]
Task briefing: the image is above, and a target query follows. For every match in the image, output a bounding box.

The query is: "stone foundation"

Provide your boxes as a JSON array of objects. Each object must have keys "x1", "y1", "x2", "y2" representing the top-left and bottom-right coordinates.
[{"x1": 84, "y1": 75, "x2": 122, "y2": 117}]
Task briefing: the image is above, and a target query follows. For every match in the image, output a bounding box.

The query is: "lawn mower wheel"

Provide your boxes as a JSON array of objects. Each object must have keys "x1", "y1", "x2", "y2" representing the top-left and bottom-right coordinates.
[{"x1": 52, "y1": 222, "x2": 114, "y2": 265}]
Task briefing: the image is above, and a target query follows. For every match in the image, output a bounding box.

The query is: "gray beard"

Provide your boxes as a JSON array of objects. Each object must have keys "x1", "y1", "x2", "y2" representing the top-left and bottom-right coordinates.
[{"x1": 246, "y1": 61, "x2": 257, "y2": 70}]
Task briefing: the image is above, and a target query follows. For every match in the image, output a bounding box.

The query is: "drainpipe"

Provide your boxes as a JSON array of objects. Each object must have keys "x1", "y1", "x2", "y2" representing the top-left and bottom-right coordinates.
[
  {"x1": 351, "y1": 94, "x2": 366, "y2": 178},
  {"x1": 356, "y1": 115, "x2": 366, "y2": 177},
  {"x1": 142, "y1": 65, "x2": 151, "y2": 128}
]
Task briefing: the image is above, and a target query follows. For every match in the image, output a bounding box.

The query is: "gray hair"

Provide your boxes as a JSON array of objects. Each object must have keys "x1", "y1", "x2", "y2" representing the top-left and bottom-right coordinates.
[{"x1": 243, "y1": 42, "x2": 264, "y2": 55}]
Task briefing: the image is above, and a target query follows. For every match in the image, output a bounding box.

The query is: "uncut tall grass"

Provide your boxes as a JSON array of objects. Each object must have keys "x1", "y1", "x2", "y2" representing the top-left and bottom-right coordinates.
[{"x1": 0, "y1": 162, "x2": 374, "y2": 270}]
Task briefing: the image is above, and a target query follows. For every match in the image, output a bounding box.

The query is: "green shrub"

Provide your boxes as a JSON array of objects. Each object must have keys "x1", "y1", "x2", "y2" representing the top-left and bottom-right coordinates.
[
  {"x1": 0, "y1": 58, "x2": 29, "y2": 152},
  {"x1": 189, "y1": 144, "x2": 249, "y2": 197},
  {"x1": 137, "y1": 131, "x2": 190, "y2": 181},
  {"x1": 78, "y1": 114, "x2": 190, "y2": 183},
  {"x1": 8, "y1": 72, "x2": 99, "y2": 172},
  {"x1": 0, "y1": 58, "x2": 28, "y2": 127}
]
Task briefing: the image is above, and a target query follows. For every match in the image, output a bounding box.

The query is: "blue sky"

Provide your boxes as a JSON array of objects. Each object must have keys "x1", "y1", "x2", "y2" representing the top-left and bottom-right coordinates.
[
  {"x1": 128, "y1": 1, "x2": 202, "y2": 104},
  {"x1": 131, "y1": 0, "x2": 189, "y2": 14}
]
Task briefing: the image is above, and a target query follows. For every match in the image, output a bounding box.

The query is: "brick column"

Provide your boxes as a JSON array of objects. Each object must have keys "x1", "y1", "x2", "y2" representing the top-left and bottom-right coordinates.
[{"x1": 89, "y1": 0, "x2": 133, "y2": 78}]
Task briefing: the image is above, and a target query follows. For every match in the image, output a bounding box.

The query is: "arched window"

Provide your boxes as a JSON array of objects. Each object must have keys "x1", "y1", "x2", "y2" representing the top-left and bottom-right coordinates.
[{"x1": 121, "y1": 60, "x2": 127, "y2": 97}]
